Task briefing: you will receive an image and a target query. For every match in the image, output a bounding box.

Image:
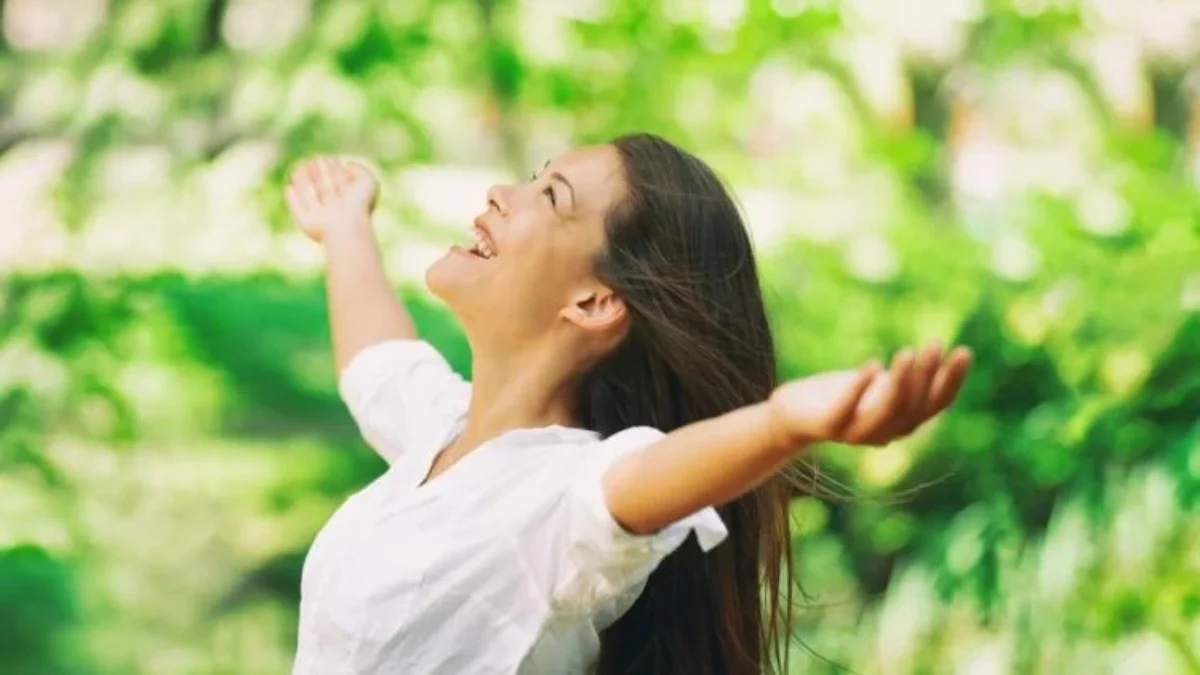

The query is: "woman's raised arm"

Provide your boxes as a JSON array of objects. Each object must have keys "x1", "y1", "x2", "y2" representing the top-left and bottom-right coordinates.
[
  {"x1": 285, "y1": 158, "x2": 472, "y2": 466},
  {"x1": 287, "y1": 157, "x2": 417, "y2": 372}
]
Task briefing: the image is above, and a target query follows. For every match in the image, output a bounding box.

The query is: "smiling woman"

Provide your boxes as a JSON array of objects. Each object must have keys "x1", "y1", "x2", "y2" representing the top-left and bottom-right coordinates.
[
  {"x1": 282, "y1": 133, "x2": 970, "y2": 675},
  {"x1": 422, "y1": 144, "x2": 623, "y2": 351}
]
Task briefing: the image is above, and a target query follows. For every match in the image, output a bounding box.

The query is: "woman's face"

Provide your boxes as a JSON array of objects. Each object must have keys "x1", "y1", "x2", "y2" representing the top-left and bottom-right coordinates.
[{"x1": 426, "y1": 144, "x2": 627, "y2": 346}]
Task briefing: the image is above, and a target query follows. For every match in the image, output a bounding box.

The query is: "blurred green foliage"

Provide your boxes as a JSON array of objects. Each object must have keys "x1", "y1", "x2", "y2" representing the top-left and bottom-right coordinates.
[{"x1": 1, "y1": 0, "x2": 1198, "y2": 673}]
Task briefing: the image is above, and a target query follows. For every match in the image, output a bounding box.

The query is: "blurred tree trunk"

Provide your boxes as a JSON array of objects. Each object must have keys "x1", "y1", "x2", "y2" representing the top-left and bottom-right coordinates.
[
  {"x1": 473, "y1": 0, "x2": 526, "y2": 172},
  {"x1": 198, "y1": 0, "x2": 228, "y2": 54}
]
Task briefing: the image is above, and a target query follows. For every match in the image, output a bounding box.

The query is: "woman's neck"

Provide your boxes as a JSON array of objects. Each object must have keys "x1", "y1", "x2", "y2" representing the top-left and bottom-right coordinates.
[{"x1": 450, "y1": 340, "x2": 584, "y2": 458}]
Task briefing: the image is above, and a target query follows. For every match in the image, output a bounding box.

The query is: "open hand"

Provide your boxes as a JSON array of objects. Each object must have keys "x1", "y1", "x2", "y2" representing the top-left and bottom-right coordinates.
[
  {"x1": 285, "y1": 157, "x2": 379, "y2": 243},
  {"x1": 768, "y1": 342, "x2": 972, "y2": 447}
]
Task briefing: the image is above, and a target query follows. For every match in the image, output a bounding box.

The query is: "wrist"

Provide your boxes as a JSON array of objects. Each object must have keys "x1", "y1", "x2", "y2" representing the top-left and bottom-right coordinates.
[
  {"x1": 321, "y1": 212, "x2": 375, "y2": 244},
  {"x1": 765, "y1": 389, "x2": 813, "y2": 452}
]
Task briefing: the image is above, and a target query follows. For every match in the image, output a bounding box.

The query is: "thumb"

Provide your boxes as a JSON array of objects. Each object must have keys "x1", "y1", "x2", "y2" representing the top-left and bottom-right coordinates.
[
  {"x1": 342, "y1": 158, "x2": 375, "y2": 181},
  {"x1": 341, "y1": 158, "x2": 379, "y2": 210}
]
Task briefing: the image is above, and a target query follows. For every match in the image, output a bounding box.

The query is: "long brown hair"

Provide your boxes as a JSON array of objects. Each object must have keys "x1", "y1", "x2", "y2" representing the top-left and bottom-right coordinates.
[{"x1": 577, "y1": 133, "x2": 795, "y2": 674}]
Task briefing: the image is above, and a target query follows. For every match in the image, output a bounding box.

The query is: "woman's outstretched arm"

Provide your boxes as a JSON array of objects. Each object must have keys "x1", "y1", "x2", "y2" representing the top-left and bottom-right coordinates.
[
  {"x1": 287, "y1": 158, "x2": 416, "y2": 371},
  {"x1": 603, "y1": 344, "x2": 972, "y2": 536}
]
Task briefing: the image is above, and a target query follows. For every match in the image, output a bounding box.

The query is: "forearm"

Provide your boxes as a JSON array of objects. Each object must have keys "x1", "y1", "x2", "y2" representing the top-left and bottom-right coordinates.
[
  {"x1": 603, "y1": 401, "x2": 803, "y2": 535},
  {"x1": 322, "y1": 216, "x2": 417, "y2": 371}
]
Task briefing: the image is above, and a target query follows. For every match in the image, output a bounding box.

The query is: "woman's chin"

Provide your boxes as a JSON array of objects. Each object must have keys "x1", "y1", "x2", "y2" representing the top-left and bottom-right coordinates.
[{"x1": 425, "y1": 250, "x2": 483, "y2": 304}]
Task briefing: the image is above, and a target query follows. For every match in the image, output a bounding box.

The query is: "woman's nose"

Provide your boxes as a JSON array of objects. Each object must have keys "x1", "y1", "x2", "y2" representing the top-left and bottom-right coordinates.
[{"x1": 486, "y1": 184, "x2": 508, "y2": 216}]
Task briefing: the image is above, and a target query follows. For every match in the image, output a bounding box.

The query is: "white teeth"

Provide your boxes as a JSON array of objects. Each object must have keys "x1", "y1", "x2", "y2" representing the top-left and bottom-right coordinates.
[{"x1": 470, "y1": 227, "x2": 496, "y2": 259}]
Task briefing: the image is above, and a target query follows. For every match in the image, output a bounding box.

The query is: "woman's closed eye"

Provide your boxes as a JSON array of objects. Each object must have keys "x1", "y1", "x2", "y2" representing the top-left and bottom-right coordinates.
[{"x1": 530, "y1": 172, "x2": 557, "y2": 207}]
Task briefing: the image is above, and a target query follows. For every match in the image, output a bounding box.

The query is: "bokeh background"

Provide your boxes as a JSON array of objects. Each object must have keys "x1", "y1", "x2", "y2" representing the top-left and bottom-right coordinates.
[{"x1": 1, "y1": 0, "x2": 1198, "y2": 673}]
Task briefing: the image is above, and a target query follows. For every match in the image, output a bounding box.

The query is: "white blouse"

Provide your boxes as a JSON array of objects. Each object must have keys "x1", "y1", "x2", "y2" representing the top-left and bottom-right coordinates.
[{"x1": 292, "y1": 340, "x2": 728, "y2": 675}]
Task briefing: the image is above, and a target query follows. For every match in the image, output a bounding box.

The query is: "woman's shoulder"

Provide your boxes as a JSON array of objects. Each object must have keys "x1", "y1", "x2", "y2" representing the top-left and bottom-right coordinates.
[
  {"x1": 514, "y1": 425, "x2": 667, "y2": 475},
  {"x1": 595, "y1": 426, "x2": 666, "y2": 451}
]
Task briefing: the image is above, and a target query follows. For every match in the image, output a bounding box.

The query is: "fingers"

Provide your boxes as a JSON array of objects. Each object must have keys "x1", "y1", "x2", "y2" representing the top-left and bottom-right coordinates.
[
  {"x1": 833, "y1": 343, "x2": 972, "y2": 447},
  {"x1": 894, "y1": 342, "x2": 942, "y2": 435},
  {"x1": 289, "y1": 160, "x2": 318, "y2": 206},
  {"x1": 923, "y1": 347, "x2": 972, "y2": 417},
  {"x1": 344, "y1": 159, "x2": 371, "y2": 181},
  {"x1": 845, "y1": 350, "x2": 914, "y2": 444},
  {"x1": 826, "y1": 362, "x2": 881, "y2": 436},
  {"x1": 344, "y1": 159, "x2": 379, "y2": 211},
  {"x1": 912, "y1": 342, "x2": 941, "y2": 402},
  {"x1": 287, "y1": 157, "x2": 317, "y2": 206},
  {"x1": 291, "y1": 157, "x2": 343, "y2": 204},
  {"x1": 284, "y1": 184, "x2": 309, "y2": 216},
  {"x1": 898, "y1": 348, "x2": 925, "y2": 417},
  {"x1": 317, "y1": 158, "x2": 342, "y2": 200},
  {"x1": 301, "y1": 160, "x2": 323, "y2": 202},
  {"x1": 334, "y1": 160, "x2": 355, "y2": 188}
]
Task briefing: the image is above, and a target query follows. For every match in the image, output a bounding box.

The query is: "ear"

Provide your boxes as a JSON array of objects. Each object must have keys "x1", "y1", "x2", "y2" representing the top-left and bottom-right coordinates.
[{"x1": 559, "y1": 284, "x2": 627, "y2": 334}]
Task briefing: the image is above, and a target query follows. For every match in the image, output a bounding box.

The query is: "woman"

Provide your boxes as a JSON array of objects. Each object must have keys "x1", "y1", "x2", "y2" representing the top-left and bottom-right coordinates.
[{"x1": 284, "y1": 133, "x2": 971, "y2": 674}]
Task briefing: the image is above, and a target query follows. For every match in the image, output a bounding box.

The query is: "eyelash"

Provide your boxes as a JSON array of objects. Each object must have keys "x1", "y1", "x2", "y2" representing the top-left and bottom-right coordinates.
[{"x1": 531, "y1": 172, "x2": 556, "y2": 206}]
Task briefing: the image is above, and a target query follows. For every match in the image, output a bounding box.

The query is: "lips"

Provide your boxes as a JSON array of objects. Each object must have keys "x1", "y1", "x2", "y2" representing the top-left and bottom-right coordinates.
[{"x1": 469, "y1": 219, "x2": 498, "y2": 259}]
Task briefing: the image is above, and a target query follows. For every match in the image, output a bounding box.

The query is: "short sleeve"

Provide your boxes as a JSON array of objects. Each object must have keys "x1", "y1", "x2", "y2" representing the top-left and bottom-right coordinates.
[
  {"x1": 337, "y1": 340, "x2": 471, "y2": 464},
  {"x1": 551, "y1": 427, "x2": 728, "y2": 627}
]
